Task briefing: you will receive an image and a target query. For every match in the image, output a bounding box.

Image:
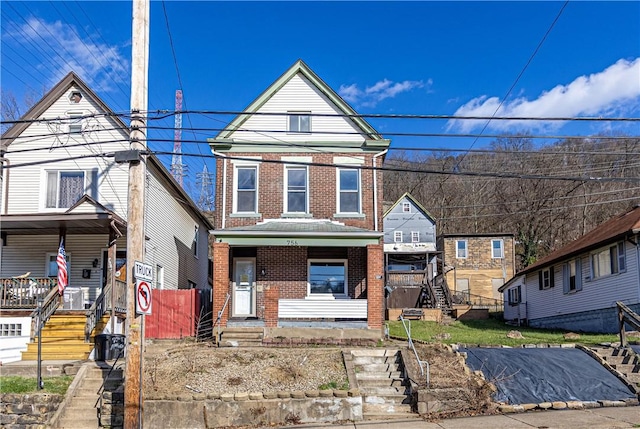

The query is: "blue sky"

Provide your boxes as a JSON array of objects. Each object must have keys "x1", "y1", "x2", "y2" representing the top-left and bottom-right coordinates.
[{"x1": 2, "y1": 1, "x2": 639, "y2": 202}]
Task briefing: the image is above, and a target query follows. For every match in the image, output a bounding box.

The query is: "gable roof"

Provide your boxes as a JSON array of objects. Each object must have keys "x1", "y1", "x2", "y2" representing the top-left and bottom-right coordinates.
[
  {"x1": 518, "y1": 205, "x2": 640, "y2": 276},
  {"x1": 1, "y1": 71, "x2": 129, "y2": 149},
  {"x1": 212, "y1": 59, "x2": 387, "y2": 144},
  {"x1": 383, "y1": 192, "x2": 436, "y2": 222},
  {"x1": 1, "y1": 71, "x2": 214, "y2": 231}
]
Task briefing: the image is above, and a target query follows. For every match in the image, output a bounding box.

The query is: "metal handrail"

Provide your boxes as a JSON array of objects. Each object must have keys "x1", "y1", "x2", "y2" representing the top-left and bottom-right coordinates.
[
  {"x1": 84, "y1": 281, "x2": 127, "y2": 342},
  {"x1": 29, "y1": 287, "x2": 60, "y2": 341},
  {"x1": 451, "y1": 290, "x2": 504, "y2": 311},
  {"x1": 399, "y1": 315, "x2": 430, "y2": 388},
  {"x1": 213, "y1": 293, "x2": 231, "y2": 344}
]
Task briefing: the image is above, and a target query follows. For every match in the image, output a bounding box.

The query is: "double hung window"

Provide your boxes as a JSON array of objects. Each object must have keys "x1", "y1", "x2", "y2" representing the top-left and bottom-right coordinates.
[
  {"x1": 234, "y1": 165, "x2": 258, "y2": 213},
  {"x1": 285, "y1": 166, "x2": 307, "y2": 213},
  {"x1": 45, "y1": 169, "x2": 97, "y2": 209},
  {"x1": 456, "y1": 240, "x2": 467, "y2": 258},
  {"x1": 338, "y1": 168, "x2": 360, "y2": 213}
]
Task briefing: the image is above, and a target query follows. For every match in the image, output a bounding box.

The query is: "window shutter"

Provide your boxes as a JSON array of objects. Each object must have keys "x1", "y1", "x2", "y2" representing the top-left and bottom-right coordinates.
[
  {"x1": 575, "y1": 259, "x2": 583, "y2": 291},
  {"x1": 538, "y1": 271, "x2": 543, "y2": 290},
  {"x1": 549, "y1": 267, "x2": 555, "y2": 288},
  {"x1": 562, "y1": 264, "x2": 569, "y2": 294}
]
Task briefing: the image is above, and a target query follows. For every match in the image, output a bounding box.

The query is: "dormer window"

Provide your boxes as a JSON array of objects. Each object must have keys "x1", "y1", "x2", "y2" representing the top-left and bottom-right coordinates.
[
  {"x1": 288, "y1": 112, "x2": 311, "y2": 133},
  {"x1": 69, "y1": 91, "x2": 83, "y2": 104}
]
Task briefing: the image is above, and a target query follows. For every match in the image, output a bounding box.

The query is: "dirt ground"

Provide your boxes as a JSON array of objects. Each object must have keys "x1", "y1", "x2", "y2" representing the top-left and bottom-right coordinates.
[{"x1": 142, "y1": 338, "x2": 495, "y2": 419}]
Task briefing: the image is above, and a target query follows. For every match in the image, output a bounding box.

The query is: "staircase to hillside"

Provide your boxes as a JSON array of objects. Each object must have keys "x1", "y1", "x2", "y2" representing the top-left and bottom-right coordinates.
[
  {"x1": 430, "y1": 279, "x2": 453, "y2": 319},
  {"x1": 55, "y1": 362, "x2": 125, "y2": 429},
  {"x1": 217, "y1": 327, "x2": 264, "y2": 347},
  {"x1": 22, "y1": 313, "x2": 93, "y2": 360},
  {"x1": 589, "y1": 345, "x2": 640, "y2": 388},
  {"x1": 350, "y1": 349, "x2": 415, "y2": 420}
]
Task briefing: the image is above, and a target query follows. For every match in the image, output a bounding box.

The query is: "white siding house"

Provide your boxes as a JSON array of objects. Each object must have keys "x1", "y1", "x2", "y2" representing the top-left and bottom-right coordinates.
[
  {"x1": 500, "y1": 206, "x2": 640, "y2": 333},
  {"x1": 0, "y1": 72, "x2": 213, "y2": 362}
]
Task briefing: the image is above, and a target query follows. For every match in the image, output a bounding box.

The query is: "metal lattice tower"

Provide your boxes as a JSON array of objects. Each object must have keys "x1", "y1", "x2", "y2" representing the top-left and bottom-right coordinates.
[
  {"x1": 170, "y1": 89, "x2": 187, "y2": 186},
  {"x1": 196, "y1": 164, "x2": 215, "y2": 211}
]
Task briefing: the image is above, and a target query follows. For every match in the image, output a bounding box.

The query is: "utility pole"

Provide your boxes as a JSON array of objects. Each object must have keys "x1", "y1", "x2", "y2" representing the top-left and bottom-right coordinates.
[{"x1": 124, "y1": 0, "x2": 149, "y2": 428}]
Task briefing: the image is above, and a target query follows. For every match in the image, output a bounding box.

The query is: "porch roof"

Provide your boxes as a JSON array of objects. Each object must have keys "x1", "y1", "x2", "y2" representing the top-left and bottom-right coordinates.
[
  {"x1": 213, "y1": 220, "x2": 382, "y2": 247},
  {"x1": 0, "y1": 212, "x2": 126, "y2": 235}
]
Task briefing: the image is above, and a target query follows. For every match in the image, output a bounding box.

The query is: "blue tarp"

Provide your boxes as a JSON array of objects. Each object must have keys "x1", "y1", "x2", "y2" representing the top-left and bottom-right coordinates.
[{"x1": 461, "y1": 347, "x2": 636, "y2": 405}]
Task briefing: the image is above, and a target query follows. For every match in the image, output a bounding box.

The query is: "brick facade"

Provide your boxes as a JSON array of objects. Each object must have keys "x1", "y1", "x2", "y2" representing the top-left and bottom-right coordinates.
[
  {"x1": 366, "y1": 244, "x2": 384, "y2": 329},
  {"x1": 212, "y1": 242, "x2": 230, "y2": 327}
]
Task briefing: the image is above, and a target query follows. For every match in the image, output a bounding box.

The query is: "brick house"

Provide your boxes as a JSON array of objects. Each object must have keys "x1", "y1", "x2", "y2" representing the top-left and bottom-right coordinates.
[
  {"x1": 209, "y1": 60, "x2": 390, "y2": 331},
  {"x1": 437, "y1": 233, "x2": 515, "y2": 302}
]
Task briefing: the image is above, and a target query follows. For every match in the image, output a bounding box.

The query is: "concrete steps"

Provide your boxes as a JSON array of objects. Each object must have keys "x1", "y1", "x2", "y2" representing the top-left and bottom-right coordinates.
[
  {"x1": 218, "y1": 327, "x2": 264, "y2": 347},
  {"x1": 589, "y1": 345, "x2": 640, "y2": 388},
  {"x1": 351, "y1": 349, "x2": 415, "y2": 420},
  {"x1": 56, "y1": 363, "x2": 124, "y2": 429}
]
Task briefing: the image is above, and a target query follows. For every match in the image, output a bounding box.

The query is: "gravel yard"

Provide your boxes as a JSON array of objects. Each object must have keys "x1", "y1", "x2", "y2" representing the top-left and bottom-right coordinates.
[{"x1": 144, "y1": 342, "x2": 348, "y2": 396}]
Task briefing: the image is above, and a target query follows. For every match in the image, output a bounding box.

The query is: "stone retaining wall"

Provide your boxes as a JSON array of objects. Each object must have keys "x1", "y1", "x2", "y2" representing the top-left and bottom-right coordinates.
[
  {"x1": 144, "y1": 389, "x2": 362, "y2": 428},
  {"x1": 0, "y1": 393, "x2": 63, "y2": 428}
]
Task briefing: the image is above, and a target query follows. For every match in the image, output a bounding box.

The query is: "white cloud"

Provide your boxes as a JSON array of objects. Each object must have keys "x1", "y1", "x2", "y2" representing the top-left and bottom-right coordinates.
[
  {"x1": 8, "y1": 17, "x2": 130, "y2": 93},
  {"x1": 339, "y1": 78, "x2": 426, "y2": 108},
  {"x1": 448, "y1": 58, "x2": 640, "y2": 133}
]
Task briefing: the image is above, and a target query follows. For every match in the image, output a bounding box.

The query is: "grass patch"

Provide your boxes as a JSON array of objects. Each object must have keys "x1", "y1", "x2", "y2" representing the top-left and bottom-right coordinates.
[
  {"x1": 318, "y1": 379, "x2": 349, "y2": 390},
  {"x1": 388, "y1": 318, "x2": 618, "y2": 347},
  {"x1": 0, "y1": 376, "x2": 73, "y2": 395}
]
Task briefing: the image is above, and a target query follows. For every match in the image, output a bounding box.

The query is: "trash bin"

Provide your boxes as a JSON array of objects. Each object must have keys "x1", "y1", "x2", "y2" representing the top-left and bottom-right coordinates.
[{"x1": 95, "y1": 334, "x2": 126, "y2": 361}]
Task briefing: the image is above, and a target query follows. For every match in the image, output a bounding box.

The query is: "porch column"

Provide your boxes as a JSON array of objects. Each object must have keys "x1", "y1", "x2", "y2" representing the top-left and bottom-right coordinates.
[
  {"x1": 264, "y1": 285, "x2": 279, "y2": 327},
  {"x1": 213, "y1": 242, "x2": 230, "y2": 327},
  {"x1": 366, "y1": 243, "x2": 384, "y2": 329}
]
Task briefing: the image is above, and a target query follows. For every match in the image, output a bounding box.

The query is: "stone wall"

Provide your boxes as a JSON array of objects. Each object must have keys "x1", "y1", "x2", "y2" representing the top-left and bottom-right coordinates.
[
  {"x1": 144, "y1": 390, "x2": 362, "y2": 428},
  {"x1": 0, "y1": 393, "x2": 63, "y2": 428}
]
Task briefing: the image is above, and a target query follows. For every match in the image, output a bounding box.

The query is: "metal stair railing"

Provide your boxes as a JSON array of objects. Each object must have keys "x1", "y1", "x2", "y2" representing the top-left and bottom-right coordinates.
[
  {"x1": 452, "y1": 290, "x2": 504, "y2": 313},
  {"x1": 399, "y1": 315, "x2": 430, "y2": 388},
  {"x1": 84, "y1": 280, "x2": 127, "y2": 342},
  {"x1": 213, "y1": 293, "x2": 231, "y2": 345},
  {"x1": 29, "y1": 286, "x2": 60, "y2": 341}
]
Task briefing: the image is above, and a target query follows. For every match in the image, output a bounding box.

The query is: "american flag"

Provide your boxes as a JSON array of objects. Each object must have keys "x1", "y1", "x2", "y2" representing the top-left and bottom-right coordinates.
[{"x1": 57, "y1": 239, "x2": 68, "y2": 295}]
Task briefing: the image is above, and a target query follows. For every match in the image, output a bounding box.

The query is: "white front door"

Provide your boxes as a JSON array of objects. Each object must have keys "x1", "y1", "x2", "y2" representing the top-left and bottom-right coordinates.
[{"x1": 233, "y1": 258, "x2": 255, "y2": 317}]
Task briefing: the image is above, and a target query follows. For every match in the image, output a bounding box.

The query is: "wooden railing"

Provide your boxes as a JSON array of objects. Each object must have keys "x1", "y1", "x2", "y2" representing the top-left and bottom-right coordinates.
[
  {"x1": 85, "y1": 280, "x2": 127, "y2": 342},
  {"x1": 617, "y1": 301, "x2": 640, "y2": 349},
  {"x1": 387, "y1": 271, "x2": 427, "y2": 287},
  {"x1": 1, "y1": 277, "x2": 58, "y2": 309}
]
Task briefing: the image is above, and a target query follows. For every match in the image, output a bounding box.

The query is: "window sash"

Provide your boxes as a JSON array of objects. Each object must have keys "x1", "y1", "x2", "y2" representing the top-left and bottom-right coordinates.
[
  {"x1": 46, "y1": 170, "x2": 87, "y2": 209},
  {"x1": 402, "y1": 203, "x2": 411, "y2": 212},
  {"x1": 308, "y1": 261, "x2": 346, "y2": 295},
  {"x1": 235, "y1": 166, "x2": 257, "y2": 212},
  {"x1": 591, "y1": 242, "x2": 625, "y2": 278},
  {"x1": 394, "y1": 231, "x2": 402, "y2": 242},
  {"x1": 456, "y1": 240, "x2": 467, "y2": 258},
  {"x1": 285, "y1": 167, "x2": 307, "y2": 213},
  {"x1": 288, "y1": 113, "x2": 311, "y2": 133},
  {"x1": 411, "y1": 231, "x2": 420, "y2": 243},
  {"x1": 338, "y1": 169, "x2": 360, "y2": 213},
  {"x1": 491, "y1": 240, "x2": 504, "y2": 258}
]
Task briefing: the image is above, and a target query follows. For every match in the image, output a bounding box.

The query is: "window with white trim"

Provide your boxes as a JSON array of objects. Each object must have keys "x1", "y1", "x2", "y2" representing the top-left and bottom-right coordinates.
[
  {"x1": 538, "y1": 267, "x2": 554, "y2": 290},
  {"x1": 285, "y1": 166, "x2": 307, "y2": 213},
  {"x1": 308, "y1": 260, "x2": 347, "y2": 296},
  {"x1": 411, "y1": 231, "x2": 420, "y2": 243},
  {"x1": 402, "y1": 202, "x2": 411, "y2": 212},
  {"x1": 394, "y1": 231, "x2": 403, "y2": 242},
  {"x1": 288, "y1": 112, "x2": 311, "y2": 133},
  {"x1": 193, "y1": 226, "x2": 199, "y2": 257},
  {"x1": 67, "y1": 111, "x2": 84, "y2": 134},
  {"x1": 456, "y1": 240, "x2": 467, "y2": 258},
  {"x1": 591, "y1": 242, "x2": 625, "y2": 279},
  {"x1": 233, "y1": 165, "x2": 258, "y2": 213},
  {"x1": 563, "y1": 259, "x2": 582, "y2": 293},
  {"x1": 508, "y1": 286, "x2": 521, "y2": 306},
  {"x1": 337, "y1": 168, "x2": 360, "y2": 213},
  {"x1": 491, "y1": 239, "x2": 504, "y2": 258},
  {"x1": 45, "y1": 169, "x2": 97, "y2": 209}
]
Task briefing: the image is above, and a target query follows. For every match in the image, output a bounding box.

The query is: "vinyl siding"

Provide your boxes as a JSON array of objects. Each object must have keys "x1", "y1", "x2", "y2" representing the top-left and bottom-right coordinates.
[
  {"x1": 144, "y1": 164, "x2": 210, "y2": 290},
  {"x1": 227, "y1": 74, "x2": 365, "y2": 143},
  {"x1": 3, "y1": 84, "x2": 130, "y2": 217},
  {"x1": 525, "y1": 241, "x2": 639, "y2": 320}
]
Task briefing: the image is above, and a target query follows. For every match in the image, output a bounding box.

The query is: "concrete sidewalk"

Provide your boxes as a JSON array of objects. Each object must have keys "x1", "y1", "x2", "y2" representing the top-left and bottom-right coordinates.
[{"x1": 283, "y1": 407, "x2": 640, "y2": 428}]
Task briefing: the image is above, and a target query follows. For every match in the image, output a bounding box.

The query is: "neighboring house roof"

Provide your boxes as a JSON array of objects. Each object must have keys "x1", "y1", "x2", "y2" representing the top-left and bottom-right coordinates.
[
  {"x1": 516, "y1": 205, "x2": 640, "y2": 277},
  {"x1": 1, "y1": 71, "x2": 214, "y2": 232},
  {"x1": 383, "y1": 192, "x2": 436, "y2": 222},
  {"x1": 211, "y1": 59, "x2": 388, "y2": 145}
]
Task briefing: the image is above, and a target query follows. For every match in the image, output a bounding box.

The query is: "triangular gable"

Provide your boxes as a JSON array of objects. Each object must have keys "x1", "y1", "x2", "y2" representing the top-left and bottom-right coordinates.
[
  {"x1": 1, "y1": 72, "x2": 129, "y2": 149},
  {"x1": 383, "y1": 192, "x2": 436, "y2": 224},
  {"x1": 212, "y1": 59, "x2": 386, "y2": 144}
]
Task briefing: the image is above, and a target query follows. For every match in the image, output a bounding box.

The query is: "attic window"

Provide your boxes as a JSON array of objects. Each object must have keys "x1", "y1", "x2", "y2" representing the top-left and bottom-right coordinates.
[
  {"x1": 67, "y1": 111, "x2": 84, "y2": 134},
  {"x1": 288, "y1": 112, "x2": 311, "y2": 133},
  {"x1": 402, "y1": 202, "x2": 411, "y2": 212},
  {"x1": 69, "y1": 91, "x2": 83, "y2": 104}
]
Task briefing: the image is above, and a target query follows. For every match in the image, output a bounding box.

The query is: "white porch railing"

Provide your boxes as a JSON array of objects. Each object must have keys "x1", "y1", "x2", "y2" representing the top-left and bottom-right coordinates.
[{"x1": 278, "y1": 298, "x2": 367, "y2": 319}]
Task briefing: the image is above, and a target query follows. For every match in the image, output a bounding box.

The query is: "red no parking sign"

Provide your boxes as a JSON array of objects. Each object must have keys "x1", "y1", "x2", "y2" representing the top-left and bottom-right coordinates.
[{"x1": 136, "y1": 279, "x2": 152, "y2": 315}]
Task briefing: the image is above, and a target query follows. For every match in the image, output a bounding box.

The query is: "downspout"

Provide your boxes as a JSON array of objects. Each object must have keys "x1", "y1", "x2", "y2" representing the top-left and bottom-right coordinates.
[
  {"x1": 211, "y1": 151, "x2": 228, "y2": 229},
  {"x1": 0, "y1": 154, "x2": 9, "y2": 214},
  {"x1": 372, "y1": 149, "x2": 388, "y2": 232}
]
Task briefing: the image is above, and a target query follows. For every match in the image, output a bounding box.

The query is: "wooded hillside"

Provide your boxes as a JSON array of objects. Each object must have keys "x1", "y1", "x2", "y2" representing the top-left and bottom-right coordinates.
[{"x1": 382, "y1": 136, "x2": 639, "y2": 270}]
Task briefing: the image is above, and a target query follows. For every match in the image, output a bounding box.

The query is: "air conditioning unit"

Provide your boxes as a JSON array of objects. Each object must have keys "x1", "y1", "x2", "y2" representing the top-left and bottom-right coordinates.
[{"x1": 63, "y1": 287, "x2": 84, "y2": 310}]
